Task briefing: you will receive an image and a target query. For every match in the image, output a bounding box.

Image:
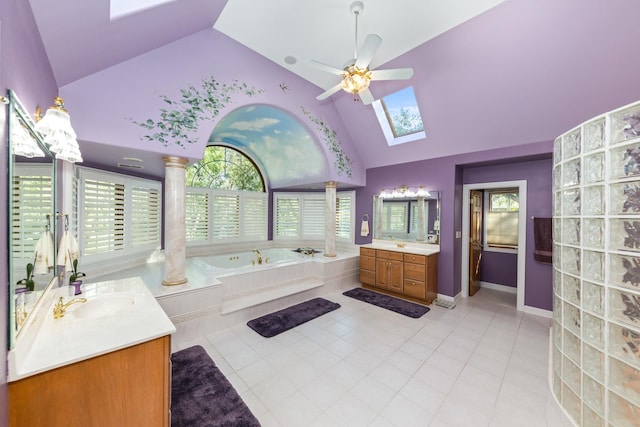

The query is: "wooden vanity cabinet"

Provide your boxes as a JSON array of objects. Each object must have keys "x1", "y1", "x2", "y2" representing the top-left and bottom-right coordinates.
[
  {"x1": 375, "y1": 250, "x2": 404, "y2": 293},
  {"x1": 9, "y1": 335, "x2": 171, "y2": 427},
  {"x1": 360, "y1": 247, "x2": 438, "y2": 304}
]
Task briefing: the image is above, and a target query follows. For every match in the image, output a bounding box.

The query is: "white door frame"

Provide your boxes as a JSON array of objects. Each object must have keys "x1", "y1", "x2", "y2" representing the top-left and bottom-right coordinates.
[{"x1": 461, "y1": 180, "x2": 527, "y2": 311}]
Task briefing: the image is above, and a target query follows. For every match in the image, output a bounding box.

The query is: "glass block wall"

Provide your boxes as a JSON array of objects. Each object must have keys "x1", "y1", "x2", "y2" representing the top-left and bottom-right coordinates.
[{"x1": 553, "y1": 99, "x2": 640, "y2": 426}]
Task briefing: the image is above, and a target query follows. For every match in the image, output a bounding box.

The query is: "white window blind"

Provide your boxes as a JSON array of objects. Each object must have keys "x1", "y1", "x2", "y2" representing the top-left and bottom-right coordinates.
[
  {"x1": 274, "y1": 191, "x2": 355, "y2": 241},
  {"x1": 301, "y1": 196, "x2": 325, "y2": 239},
  {"x1": 275, "y1": 196, "x2": 300, "y2": 238},
  {"x1": 485, "y1": 190, "x2": 519, "y2": 250},
  {"x1": 212, "y1": 193, "x2": 240, "y2": 240},
  {"x1": 78, "y1": 168, "x2": 161, "y2": 261},
  {"x1": 336, "y1": 193, "x2": 353, "y2": 241},
  {"x1": 382, "y1": 202, "x2": 409, "y2": 236},
  {"x1": 81, "y1": 178, "x2": 126, "y2": 256},
  {"x1": 130, "y1": 184, "x2": 161, "y2": 247},
  {"x1": 243, "y1": 195, "x2": 268, "y2": 240},
  {"x1": 12, "y1": 164, "x2": 53, "y2": 260},
  {"x1": 185, "y1": 190, "x2": 209, "y2": 242}
]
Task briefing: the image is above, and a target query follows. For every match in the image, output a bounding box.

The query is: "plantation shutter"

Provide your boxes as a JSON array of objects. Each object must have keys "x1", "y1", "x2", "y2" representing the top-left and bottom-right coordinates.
[
  {"x1": 382, "y1": 202, "x2": 409, "y2": 234},
  {"x1": 130, "y1": 184, "x2": 161, "y2": 247},
  {"x1": 275, "y1": 196, "x2": 300, "y2": 237},
  {"x1": 185, "y1": 190, "x2": 210, "y2": 242},
  {"x1": 336, "y1": 194, "x2": 352, "y2": 240},
  {"x1": 243, "y1": 194, "x2": 267, "y2": 240},
  {"x1": 12, "y1": 165, "x2": 53, "y2": 260},
  {"x1": 212, "y1": 193, "x2": 240, "y2": 239},
  {"x1": 302, "y1": 196, "x2": 324, "y2": 238},
  {"x1": 82, "y1": 178, "x2": 125, "y2": 256}
]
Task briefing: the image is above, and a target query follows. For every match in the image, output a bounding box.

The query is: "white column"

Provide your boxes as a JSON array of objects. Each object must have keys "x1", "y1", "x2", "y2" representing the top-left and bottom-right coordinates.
[
  {"x1": 324, "y1": 181, "x2": 337, "y2": 257},
  {"x1": 417, "y1": 196, "x2": 426, "y2": 241},
  {"x1": 374, "y1": 195, "x2": 383, "y2": 239},
  {"x1": 162, "y1": 156, "x2": 188, "y2": 286}
]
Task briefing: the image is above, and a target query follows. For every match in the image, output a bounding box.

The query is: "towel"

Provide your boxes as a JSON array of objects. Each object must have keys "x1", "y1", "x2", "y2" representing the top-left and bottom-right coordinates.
[
  {"x1": 360, "y1": 220, "x2": 370, "y2": 237},
  {"x1": 34, "y1": 230, "x2": 55, "y2": 275},
  {"x1": 533, "y1": 217, "x2": 553, "y2": 264},
  {"x1": 57, "y1": 230, "x2": 80, "y2": 271}
]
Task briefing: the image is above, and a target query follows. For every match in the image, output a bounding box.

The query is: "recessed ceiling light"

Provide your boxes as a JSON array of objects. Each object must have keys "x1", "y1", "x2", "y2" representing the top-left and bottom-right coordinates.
[
  {"x1": 122, "y1": 157, "x2": 143, "y2": 162},
  {"x1": 284, "y1": 56, "x2": 297, "y2": 65}
]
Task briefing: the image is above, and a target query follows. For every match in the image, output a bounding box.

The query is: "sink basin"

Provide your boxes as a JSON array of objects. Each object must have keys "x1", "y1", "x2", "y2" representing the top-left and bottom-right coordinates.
[{"x1": 71, "y1": 294, "x2": 136, "y2": 319}]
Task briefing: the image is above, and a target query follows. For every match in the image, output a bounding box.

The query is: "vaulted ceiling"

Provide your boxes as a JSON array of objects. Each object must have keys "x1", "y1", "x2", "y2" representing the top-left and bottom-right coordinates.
[{"x1": 24, "y1": 0, "x2": 640, "y2": 181}]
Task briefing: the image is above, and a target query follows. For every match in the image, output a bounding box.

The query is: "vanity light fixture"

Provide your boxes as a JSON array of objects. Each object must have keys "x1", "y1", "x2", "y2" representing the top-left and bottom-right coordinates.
[
  {"x1": 10, "y1": 112, "x2": 44, "y2": 158},
  {"x1": 35, "y1": 97, "x2": 83, "y2": 163},
  {"x1": 379, "y1": 185, "x2": 431, "y2": 199}
]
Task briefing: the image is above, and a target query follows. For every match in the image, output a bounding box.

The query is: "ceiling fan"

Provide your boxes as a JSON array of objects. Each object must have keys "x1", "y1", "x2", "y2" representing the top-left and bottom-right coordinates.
[{"x1": 312, "y1": 1, "x2": 414, "y2": 105}]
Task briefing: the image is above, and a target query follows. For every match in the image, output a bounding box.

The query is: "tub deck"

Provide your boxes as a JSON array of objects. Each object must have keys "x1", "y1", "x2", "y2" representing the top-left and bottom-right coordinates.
[{"x1": 89, "y1": 248, "x2": 360, "y2": 339}]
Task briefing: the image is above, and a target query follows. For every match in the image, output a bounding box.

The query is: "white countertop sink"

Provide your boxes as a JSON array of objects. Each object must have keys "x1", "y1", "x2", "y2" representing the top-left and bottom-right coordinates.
[{"x1": 8, "y1": 276, "x2": 176, "y2": 382}]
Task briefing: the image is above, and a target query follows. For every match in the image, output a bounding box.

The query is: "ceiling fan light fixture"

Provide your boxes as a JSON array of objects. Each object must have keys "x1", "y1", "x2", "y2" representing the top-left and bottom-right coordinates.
[{"x1": 340, "y1": 65, "x2": 371, "y2": 95}]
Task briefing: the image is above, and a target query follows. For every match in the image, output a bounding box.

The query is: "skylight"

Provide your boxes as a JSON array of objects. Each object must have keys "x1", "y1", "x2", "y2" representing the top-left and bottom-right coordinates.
[
  {"x1": 110, "y1": 0, "x2": 177, "y2": 20},
  {"x1": 372, "y1": 87, "x2": 426, "y2": 146}
]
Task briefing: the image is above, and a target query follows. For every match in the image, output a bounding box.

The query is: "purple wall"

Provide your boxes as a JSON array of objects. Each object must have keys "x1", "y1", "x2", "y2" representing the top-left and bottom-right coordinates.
[
  {"x1": 1, "y1": 1, "x2": 58, "y2": 422},
  {"x1": 357, "y1": 140, "x2": 553, "y2": 310},
  {"x1": 480, "y1": 252, "x2": 518, "y2": 288}
]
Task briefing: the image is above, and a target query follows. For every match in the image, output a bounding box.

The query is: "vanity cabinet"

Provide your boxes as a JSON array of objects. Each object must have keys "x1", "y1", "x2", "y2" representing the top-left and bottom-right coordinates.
[
  {"x1": 360, "y1": 247, "x2": 438, "y2": 304},
  {"x1": 375, "y1": 250, "x2": 404, "y2": 293},
  {"x1": 9, "y1": 335, "x2": 171, "y2": 427}
]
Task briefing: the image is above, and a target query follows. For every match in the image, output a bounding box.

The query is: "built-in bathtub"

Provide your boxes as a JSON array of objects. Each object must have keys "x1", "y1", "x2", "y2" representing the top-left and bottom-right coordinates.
[{"x1": 193, "y1": 247, "x2": 318, "y2": 271}]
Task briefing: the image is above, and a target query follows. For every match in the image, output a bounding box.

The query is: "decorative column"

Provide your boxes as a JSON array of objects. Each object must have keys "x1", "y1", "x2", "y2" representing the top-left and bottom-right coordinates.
[
  {"x1": 162, "y1": 156, "x2": 188, "y2": 286},
  {"x1": 324, "y1": 181, "x2": 337, "y2": 257},
  {"x1": 552, "y1": 99, "x2": 640, "y2": 426},
  {"x1": 374, "y1": 195, "x2": 383, "y2": 239}
]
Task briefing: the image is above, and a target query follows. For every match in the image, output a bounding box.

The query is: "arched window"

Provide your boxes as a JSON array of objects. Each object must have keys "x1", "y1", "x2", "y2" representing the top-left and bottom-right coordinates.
[{"x1": 186, "y1": 145, "x2": 265, "y2": 192}]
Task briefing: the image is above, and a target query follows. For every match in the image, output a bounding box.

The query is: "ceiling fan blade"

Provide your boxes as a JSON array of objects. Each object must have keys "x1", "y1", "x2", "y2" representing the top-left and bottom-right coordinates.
[
  {"x1": 355, "y1": 34, "x2": 382, "y2": 69},
  {"x1": 358, "y1": 89, "x2": 375, "y2": 105},
  {"x1": 316, "y1": 83, "x2": 344, "y2": 101},
  {"x1": 310, "y1": 59, "x2": 344, "y2": 76},
  {"x1": 369, "y1": 68, "x2": 414, "y2": 81}
]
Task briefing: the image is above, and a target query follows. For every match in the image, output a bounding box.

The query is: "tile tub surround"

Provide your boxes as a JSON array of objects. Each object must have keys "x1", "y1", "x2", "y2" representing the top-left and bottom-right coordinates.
[
  {"x1": 552, "y1": 99, "x2": 640, "y2": 425},
  {"x1": 8, "y1": 276, "x2": 176, "y2": 381}
]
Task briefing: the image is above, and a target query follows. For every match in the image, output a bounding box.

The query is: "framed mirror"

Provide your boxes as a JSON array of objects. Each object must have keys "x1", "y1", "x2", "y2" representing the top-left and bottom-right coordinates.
[
  {"x1": 8, "y1": 90, "x2": 56, "y2": 349},
  {"x1": 373, "y1": 189, "x2": 440, "y2": 244}
]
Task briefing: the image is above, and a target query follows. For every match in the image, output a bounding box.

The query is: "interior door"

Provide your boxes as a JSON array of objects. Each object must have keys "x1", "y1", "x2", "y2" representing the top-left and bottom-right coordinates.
[{"x1": 469, "y1": 190, "x2": 483, "y2": 296}]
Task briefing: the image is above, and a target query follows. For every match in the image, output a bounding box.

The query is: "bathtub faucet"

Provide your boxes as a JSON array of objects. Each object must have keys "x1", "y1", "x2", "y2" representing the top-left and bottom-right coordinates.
[{"x1": 253, "y1": 249, "x2": 263, "y2": 265}]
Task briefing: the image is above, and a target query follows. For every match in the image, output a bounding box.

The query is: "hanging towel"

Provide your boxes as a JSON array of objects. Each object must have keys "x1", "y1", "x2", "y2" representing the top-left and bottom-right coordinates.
[
  {"x1": 57, "y1": 231, "x2": 80, "y2": 271},
  {"x1": 33, "y1": 230, "x2": 55, "y2": 275},
  {"x1": 360, "y1": 219, "x2": 370, "y2": 237},
  {"x1": 533, "y1": 217, "x2": 553, "y2": 264}
]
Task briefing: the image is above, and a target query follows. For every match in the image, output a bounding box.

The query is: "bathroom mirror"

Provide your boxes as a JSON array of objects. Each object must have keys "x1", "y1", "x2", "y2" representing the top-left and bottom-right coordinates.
[
  {"x1": 373, "y1": 190, "x2": 440, "y2": 244},
  {"x1": 7, "y1": 90, "x2": 56, "y2": 349}
]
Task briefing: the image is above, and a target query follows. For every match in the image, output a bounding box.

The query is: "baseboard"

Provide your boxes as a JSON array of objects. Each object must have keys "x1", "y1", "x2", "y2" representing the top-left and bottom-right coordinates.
[
  {"x1": 480, "y1": 281, "x2": 517, "y2": 294},
  {"x1": 523, "y1": 304, "x2": 553, "y2": 319}
]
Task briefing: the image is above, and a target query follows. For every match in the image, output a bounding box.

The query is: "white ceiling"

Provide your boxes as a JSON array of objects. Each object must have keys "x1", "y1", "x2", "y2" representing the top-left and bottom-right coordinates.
[{"x1": 214, "y1": 0, "x2": 507, "y2": 91}]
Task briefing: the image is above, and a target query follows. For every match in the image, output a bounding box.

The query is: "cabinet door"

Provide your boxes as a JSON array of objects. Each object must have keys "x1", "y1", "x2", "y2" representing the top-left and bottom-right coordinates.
[
  {"x1": 389, "y1": 260, "x2": 404, "y2": 293},
  {"x1": 376, "y1": 258, "x2": 390, "y2": 289}
]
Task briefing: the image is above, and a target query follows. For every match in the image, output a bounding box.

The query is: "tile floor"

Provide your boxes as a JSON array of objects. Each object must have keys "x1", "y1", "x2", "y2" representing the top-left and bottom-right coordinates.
[{"x1": 172, "y1": 285, "x2": 574, "y2": 427}]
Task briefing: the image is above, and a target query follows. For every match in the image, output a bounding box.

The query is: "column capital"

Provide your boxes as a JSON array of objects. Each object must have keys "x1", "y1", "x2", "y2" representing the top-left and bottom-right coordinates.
[
  {"x1": 325, "y1": 181, "x2": 337, "y2": 189},
  {"x1": 163, "y1": 156, "x2": 189, "y2": 168}
]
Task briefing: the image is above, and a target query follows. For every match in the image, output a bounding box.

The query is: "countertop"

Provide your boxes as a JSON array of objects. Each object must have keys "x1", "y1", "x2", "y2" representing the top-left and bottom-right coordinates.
[
  {"x1": 8, "y1": 276, "x2": 176, "y2": 382},
  {"x1": 360, "y1": 240, "x2": 440, "y2": 256}
]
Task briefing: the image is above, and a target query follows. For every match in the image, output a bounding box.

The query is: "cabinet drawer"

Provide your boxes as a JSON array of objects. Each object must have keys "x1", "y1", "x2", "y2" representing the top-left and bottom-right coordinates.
[
  {"x1": 403, "y1": 279, "x2": 426, "y2": 299},
  {"x1": 360, "y1": 255, "x2": 376, "y2": 271},
  {"x1": 376, "y1": 250, "x2": 404, "y2": 261},
  {"x1": 404, "y1": 253, "x2": 426, "y2": 265},
  {"x1": 360, "y1": 269, "x2": 376, "y2": 286},
  {"x1": 404, "y1": 262, "x2": 425, "y2": 280},
  {"x1": 360, "y1": 247, "x2": 376, "y2": 257}
]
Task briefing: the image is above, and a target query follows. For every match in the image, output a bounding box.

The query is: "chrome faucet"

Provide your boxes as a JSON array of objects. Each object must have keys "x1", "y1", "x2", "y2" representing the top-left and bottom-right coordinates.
[
  {"x1": 53, "y1": 296, "x2": 87, "y2": 319},
  {"x1": 253, "y1": 249, "x2": 263, "y2": 265}
]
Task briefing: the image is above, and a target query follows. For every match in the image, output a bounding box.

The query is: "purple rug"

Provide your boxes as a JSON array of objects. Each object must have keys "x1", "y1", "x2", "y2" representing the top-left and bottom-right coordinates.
[
  {"x1": 343, "y1": 288, "x2": 430, "y2": 318},
  {"x1": 247, "y1": 297, "x2": 340, "y2": 338},
  {"x1": 171, "y1": 345, "x2": 260, "y2": 427}
]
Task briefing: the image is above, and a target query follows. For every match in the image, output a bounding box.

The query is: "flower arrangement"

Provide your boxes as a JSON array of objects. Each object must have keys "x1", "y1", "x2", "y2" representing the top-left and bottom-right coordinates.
[
  {"x1": 16, "y1": 263, "x2": 35, "y2": 292},
  {"x1": 69, "y1": 258, "x2": 86, "y2": 284}
]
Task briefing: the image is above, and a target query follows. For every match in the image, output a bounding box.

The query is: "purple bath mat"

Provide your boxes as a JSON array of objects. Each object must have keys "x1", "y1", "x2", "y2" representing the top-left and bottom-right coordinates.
[
  {"x1": 247, "y1": 297, "x2": 340, "y2": 338},
  {"x1": 343, "y1": 287, "x2": 430, "y2": 318},
  {"x1": 171, "y1": 345, "x2": 260, "y2": 426}
]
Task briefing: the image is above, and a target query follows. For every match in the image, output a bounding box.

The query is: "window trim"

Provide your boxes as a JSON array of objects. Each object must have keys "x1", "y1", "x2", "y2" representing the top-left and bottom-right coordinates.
[
  {"x1": 372, "y1": 86, "x2": 426, "y2": 146},
  {"x1": 483, "y1": 189, "x2": 519, "y2": 254}
]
